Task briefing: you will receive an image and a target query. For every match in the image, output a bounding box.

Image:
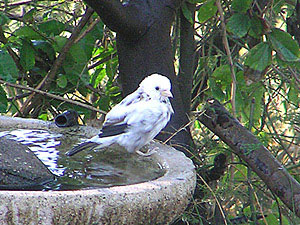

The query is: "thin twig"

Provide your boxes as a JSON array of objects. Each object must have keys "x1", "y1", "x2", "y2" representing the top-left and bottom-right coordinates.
[
  {"x1": 216, "y1": 0, "x2": 237, "y2": 117},
  {"x1": 265, "y1": 110, "x2": 296, "y2": 165},
  {"x1": 197, "y1": 174, "x2": 228, "y2": 225},
  {"x1": 74, "y1": 17, "x2": 101, "y2": 44},
  {"x1": 216, "y1": 0, "x2": 237, "y2": 188},
  {"x1": 88, "y1": 53, "x2": 117, "y2": 70},
  {"x1": 1, "y1": 0, "x2": 33, "y2": 7},
  {"x1": 85, "y1": 84, "x2": 104, "y2": 95},
  {"x1": 163, "y1": 111, "x2": 205, "y2": 144},
  {"x1": 270, "y1": 190, "x2": 283, "y2": 225},
  {"x1": 1, "y1": 80, "x2": 106, "y2": 114},
  {"x1": 248, "y1": 98, "x2": 257, "y2": 224},
  {"x1": 288, "y1": 66, "x2": 300, "y2": 90},
  {"x1": 7, "y1": 92, "x2": 30, "y2": 101},
  {"x1": 231, "y1": 164, "x2": 268, "y2": 225}
]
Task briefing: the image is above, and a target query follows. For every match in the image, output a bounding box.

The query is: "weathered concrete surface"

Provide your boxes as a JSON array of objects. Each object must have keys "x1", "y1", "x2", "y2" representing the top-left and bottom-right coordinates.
[
  {"x1": 0, "y1": 138, "x2": 55, "y2": 188},
  {"x1": 0, "y1": 116, "x2": 196, "y2": 225}
]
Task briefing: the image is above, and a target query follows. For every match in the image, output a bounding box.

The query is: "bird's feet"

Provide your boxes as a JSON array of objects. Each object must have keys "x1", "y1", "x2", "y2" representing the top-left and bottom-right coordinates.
[{"x1": 136, "y1": 147, "x2": 158, "y2": 157}]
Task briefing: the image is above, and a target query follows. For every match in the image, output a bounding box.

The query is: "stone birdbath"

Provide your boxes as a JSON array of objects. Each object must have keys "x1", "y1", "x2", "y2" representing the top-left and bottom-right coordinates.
[{"x1": 0, "y1": 116, "x2": 196, "y2": 224}]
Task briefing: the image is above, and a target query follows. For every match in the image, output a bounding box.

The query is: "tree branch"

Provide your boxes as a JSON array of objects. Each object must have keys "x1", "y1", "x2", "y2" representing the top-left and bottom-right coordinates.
[
  {"x1": 84, "y1": 0, "x2": 149, "y2": 40},
  {"x1": 1, "y1": 80, "x2": 106, "y2": 114},
  {"x1": 199, "y1": 99, "x2": 300, "y2": 217}
]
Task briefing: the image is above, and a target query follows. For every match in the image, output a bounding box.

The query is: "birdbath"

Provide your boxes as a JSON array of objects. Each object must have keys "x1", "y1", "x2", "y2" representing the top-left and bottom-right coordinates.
[{"x1": 0, "y1": 116, "x2": 196, "y2": 225}]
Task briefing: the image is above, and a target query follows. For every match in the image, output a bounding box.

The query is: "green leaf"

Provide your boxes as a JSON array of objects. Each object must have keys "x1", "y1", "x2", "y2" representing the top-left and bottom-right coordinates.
[
  {"x1": 197, "y1": 0, "x2": 217, "y2": 23},
  {"x1": 236, "y1": 71, "x2": 246, "y2": 114},
  {"x1": 227, "y1": 13, "x2": 250, "y2": 37},
  {"x1": 91, "y1": 68, "x2": 105, "y2": 88},
  {"x1": 23, "y1": 8, "x2": 35, "y2": 22},
  {"x1": 243, "y1": 206, "x2": 252, "y2": 217},
  {"x1": 57, "y1": 74, "x2": 68, "y2": 88},
  {"x1": 0, "y1": 50, "x2": 19, "y2": 82},
  {"x1": 212, "y1": 65, "x2": 232, "y2": 86},
  {"x1": 38, "y1": 113, "x2": 48, "y2": 121},
  {"x1": 208, "y1": 78, "x2": 225, "y2": 101},
  {"x1": 108, "y1": 86, "x2": 121, "y2": 97},
  {"x1": 244, "y1": 42, "x2": 272, "y2": 71},
  {"x1": 14, "y1": 26, "x2": 42, "y2": 40},
  {"x1": 268, "y1": 28, "x2": 300, "y2": 62},
  {"x1": 194, "y1": 120, "x2": 201, "y2": 129},
  {"x1": 0, "y1": 12, "x2": 9, "y2": 26},
  {"x1": 77, "y1": 22, "x2": 104, "y2": 60},
  {"x1": 53, "y1": 36, "x2": 67, "y2": 52},
  {"x1": 97, "y1": 95, "x2": 110, "y2": 112},
  {"x1": 264, "y1": 214, "x2": 278, "y2": 224},
  {"x1": 61, "y1": 39, "x2": 90, "y2": 86},
  {"x1": 248, "y1": 83, "x2": 264, "y2": 122},
  {"x1": 248, "y1": 15, "x2": 263, "y2": 39},
  {"x1": 181, "y1": 2, "x2": 193, "y2": 24},
  {"x1": 288, "y1": 78, "x2": 299, "y2": 104},
  {"x1": 38, "y1": 20, "x2": 66, "y2": 36},
  {"x1": 232, "y1": 0, "x2": 253, "y2": 13},
  {"x1": 0, "y1": 85, "x2": 8, "y2": 113},
  {"x1": 20, "y1": 39, "x2": 35, "y2": 71},
  {"x1": 105, "y1": 58, "x2": 118, "y2": 80},
  {"x1": 234, "y1": 163, "x2": 247, "y2": 180},
  {"x1": 32, "y1": 40, "x2": 55, "y2": 61}
]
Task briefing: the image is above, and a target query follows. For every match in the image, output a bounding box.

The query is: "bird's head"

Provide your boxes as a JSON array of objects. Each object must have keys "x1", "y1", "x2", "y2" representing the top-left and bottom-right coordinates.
[{"x1": 139, "y1": 73, "x2": 173, "y2": 100}]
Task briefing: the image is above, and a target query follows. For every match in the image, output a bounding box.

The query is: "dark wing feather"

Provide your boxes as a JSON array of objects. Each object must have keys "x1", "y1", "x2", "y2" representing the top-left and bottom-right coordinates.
[
  {"x1": 66, "y1": 142, "x2": 98, "y2": 156},
  {"x1": 98, "y1": 123, "x2": 128, "y2": 138}
]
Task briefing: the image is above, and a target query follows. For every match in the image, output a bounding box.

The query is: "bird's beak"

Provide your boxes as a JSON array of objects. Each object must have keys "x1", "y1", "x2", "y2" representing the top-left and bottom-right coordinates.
[{"x1": 161, "y1": 90, "x2": 173, "y2": 98}]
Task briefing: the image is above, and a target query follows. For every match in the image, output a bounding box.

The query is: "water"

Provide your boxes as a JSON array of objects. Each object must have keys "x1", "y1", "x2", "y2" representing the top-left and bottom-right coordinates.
[{"x1": 0, "y1": 129, "x2": 165, "y2": 191}]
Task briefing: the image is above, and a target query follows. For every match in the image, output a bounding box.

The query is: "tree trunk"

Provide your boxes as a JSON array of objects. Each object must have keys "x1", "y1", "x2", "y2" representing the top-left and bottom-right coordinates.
[
  {"x1": 178, "y1": 2, "x2": 195, "y2": 113},
  {"x1": 84, "y1": 0, "x2": 193, "y2": 153}
]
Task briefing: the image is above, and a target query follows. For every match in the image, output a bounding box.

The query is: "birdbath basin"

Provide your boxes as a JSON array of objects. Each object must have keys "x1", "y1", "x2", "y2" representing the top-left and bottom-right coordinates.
[{"x1": 0, "y1": 116, "x2": 196, "y2": 225}]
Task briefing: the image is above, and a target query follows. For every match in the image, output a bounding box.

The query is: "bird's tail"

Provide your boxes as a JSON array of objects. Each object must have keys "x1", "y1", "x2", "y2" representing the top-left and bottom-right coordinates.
[{"x1": 66, "y1": 142, "x2": 98, "y2": 156}]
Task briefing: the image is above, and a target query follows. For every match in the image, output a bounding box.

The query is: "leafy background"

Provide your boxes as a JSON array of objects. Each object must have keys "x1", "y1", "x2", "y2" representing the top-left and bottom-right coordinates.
[{"x1": 0, "y1": 0, "x2": 300, "y2": 224}]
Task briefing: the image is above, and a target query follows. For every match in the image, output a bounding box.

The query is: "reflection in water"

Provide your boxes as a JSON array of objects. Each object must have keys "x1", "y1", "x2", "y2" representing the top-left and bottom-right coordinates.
[
  {"x1": 0, "y1": 129, "x2": 164, "y2": 190},
  {"x1": 0, "y1": 129, "x2": 62, "y2": 176}
]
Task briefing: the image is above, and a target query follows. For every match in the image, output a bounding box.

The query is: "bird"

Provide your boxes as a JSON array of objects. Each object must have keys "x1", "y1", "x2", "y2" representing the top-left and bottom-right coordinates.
[{"x1": 66, "y1": 73, "x2": 174, "y2": 157}]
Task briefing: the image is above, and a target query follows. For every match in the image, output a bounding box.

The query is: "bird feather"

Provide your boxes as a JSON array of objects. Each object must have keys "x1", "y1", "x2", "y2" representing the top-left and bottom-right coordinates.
[
  {"x1": 99, "y1": 123, "x2": 128, "y2": 138},
  {"x1": 65, "y1": 142, "x2": 98, "y2": 156}
]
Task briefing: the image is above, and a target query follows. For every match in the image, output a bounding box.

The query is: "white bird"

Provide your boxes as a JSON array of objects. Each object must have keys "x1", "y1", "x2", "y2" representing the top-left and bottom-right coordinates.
[{"x1": 66, "y1": 73, "x2": 174, "y2": 157}]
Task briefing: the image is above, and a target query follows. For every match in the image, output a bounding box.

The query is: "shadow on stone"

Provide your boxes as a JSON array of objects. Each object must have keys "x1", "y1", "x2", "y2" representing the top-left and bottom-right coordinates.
[{"x1": 0, "y1": 137, "x2": 55, "y2": 190}]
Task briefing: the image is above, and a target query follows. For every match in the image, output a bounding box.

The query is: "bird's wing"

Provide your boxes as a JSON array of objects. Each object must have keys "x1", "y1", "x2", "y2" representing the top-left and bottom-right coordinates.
[
  {"x1": 97, "y1": 89, "x2": 145, "y2": 137},
  {"x1": 118, "y1": 88, "x2": 144, "y2": 106},
  {"x1": 125, "y1": 100, "x2": 172, "y2": 133},
  {"x1": 103, "y1": 88, "x2": 145, "y2": 126}
]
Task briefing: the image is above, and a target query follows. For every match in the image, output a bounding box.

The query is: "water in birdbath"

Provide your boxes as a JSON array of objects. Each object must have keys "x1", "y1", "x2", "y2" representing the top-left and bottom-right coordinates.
[{"x1": 0, "y1": 128, "x2": 165, "y2": 191}]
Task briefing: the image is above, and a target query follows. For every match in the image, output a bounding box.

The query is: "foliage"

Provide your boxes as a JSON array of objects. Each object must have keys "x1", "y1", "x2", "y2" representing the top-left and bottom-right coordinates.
[
  {"x1": 179, "y1": 0, "x2": 300, "y2": 224},
  {"x1": 0, "y1": 1, "x2": 119, "y2": 119},
  {"x1": 0, "y1": 0, "x2": 300, "y2": 224}
]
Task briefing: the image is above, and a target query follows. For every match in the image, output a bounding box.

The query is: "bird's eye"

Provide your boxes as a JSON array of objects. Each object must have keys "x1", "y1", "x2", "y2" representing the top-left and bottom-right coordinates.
[{"x1": 155, "y1": 86, "x2": 159, "y2": 90}]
